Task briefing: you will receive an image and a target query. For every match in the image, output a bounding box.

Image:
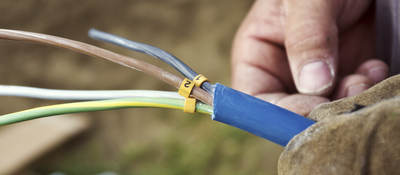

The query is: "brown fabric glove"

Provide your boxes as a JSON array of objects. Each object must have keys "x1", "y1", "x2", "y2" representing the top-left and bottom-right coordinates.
[{"x1": 278, "y1": 75, "x2": 400, "y2": 175}]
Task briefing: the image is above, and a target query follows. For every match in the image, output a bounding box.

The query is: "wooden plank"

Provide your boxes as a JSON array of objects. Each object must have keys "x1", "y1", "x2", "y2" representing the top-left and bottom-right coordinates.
[{"x1": 0, "y1": 115, "x2": 90, "y2": 175}]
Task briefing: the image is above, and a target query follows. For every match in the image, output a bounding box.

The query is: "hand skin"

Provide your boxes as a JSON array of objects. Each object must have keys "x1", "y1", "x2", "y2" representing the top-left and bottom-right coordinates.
[{"x1": 231, "y1": 0, "x2": 389, "y2": 116}]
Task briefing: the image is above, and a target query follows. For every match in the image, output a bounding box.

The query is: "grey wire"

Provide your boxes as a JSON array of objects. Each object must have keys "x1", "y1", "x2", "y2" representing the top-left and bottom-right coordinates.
[
  {"x1": 0, "y1": 85, "x2": 183, "y2": 101},
  {"x1": 88, "y1": 29, "x2": 215, "y2": 94}
]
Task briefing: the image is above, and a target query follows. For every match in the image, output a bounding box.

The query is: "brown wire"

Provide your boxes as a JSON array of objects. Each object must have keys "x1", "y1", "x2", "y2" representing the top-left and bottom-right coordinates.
[{"x1": 0, "y1": 29, "x2": 212, "y2": 105}]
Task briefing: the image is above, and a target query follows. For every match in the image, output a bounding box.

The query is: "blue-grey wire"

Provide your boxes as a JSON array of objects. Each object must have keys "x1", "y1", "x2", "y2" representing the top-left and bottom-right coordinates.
[{"x1": 88, "y1": 29, "x2": 215, "y2": 94}]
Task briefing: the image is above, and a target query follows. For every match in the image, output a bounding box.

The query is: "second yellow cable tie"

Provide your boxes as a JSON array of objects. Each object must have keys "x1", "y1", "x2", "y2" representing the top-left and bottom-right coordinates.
[
  {"x1": 193, "y1": 74, "x2": 208, "y2": 87},
  {"x1": 183, "y1": 97, "x2": 196, "y2": 113}
]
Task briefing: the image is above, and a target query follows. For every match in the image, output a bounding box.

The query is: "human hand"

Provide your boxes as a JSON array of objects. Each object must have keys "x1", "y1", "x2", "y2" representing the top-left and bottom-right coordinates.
[{"x1": 231, "y1": 0, "x2": 389, "y2": 115}]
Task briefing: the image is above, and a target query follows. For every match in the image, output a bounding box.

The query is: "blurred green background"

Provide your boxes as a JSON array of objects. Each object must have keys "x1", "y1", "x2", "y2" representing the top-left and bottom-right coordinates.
[{"x1": 0, "y1": 0, "x2": 283, "y2": 174}]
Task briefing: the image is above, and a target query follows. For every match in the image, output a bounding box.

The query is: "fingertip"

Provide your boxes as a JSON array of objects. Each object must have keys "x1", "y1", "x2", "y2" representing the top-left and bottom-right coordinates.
[
  {"x1": 367, "y1": 67, "x2": 388, "y2": 84},
  {"x1": 356, "y1": 59, "x2": 389, "y2": 84},
  {"x1": 333, "y1": 74, "x2": 373, "y2": 99},
  {"x1": 256, "y1": 92, "x2": 329, "y2": 116},
  {"x1": 275, "y1": 94, "x2": 329, "y2": 116},
  {"x1": 256, "y1": 92, "x2": 288, "y2": 105},
  {"x1": 346, "y1": 83, "x2": 369, "y2": 97}
]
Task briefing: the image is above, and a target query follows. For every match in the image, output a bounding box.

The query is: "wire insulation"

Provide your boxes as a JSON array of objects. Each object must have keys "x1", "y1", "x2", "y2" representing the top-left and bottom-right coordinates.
[
  {"x1": 0, "y1": 29, "x2": 212, "y2": 105},
  {"x1": 212, "y1": 83, "x2": 315, "y2": 146},
  {"x1": 88, "y1": 29, "x2": 215, "y2": 93},
  {"x1": 0, "y1": 97, "x2": 212, "y2": 125},
  {"x1": 0, "y1": 85, "x2": 183, "y2": 100}
]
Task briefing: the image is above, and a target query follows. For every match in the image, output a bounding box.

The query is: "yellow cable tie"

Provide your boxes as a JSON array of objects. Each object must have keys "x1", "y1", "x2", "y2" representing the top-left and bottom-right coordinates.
[
  {"x1": 178, "y1": 78, "x2": 195, "y2": 98},
  {"x1": 193, "y1": 74, "x2": 208, "y2": 87},
  {"x1": 183, "y1": 97, "x2": 196, "y2": 113},
  {"x1": 178, "y1": 78, "x2": 197, "y2": 113}
]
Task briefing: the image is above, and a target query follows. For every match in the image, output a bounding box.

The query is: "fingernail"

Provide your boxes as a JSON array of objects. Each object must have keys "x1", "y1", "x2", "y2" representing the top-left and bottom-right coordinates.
[
  {"x1": 298, "y1": 61, "x2": 333, "y2": 94},
  {"x1": 346, "y1": 84, "x2": 369, "y2": 97},
  {"x1": 368, "y1": 67, "x2": 387, "y2": 84}
]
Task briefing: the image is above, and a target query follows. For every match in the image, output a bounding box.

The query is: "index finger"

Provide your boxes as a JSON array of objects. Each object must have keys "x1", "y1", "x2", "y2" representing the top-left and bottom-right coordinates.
[{"x1": 231, "y1": 0, "x2": 293, "y2": 95}]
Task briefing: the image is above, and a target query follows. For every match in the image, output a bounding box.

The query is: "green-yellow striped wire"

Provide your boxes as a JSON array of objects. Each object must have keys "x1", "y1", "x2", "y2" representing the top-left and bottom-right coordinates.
[{"x1": 0, "y1": 97, "x2": 213, "y2": 126}]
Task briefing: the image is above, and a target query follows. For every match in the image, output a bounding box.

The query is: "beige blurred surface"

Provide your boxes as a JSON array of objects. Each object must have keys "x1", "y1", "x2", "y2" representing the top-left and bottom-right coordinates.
[
  {"x1": 0, "y1": 1, "x2": 283, "y2": 174},
  {"x1": 0, "y1": 116, "x2": 89, "y2": 175}
]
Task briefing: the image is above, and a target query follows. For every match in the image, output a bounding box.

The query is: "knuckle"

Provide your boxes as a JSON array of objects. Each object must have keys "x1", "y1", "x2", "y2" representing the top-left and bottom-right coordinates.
[
  {"x1": 284, "y1": 21, "x2": 338, "y2": 58},
  {"x1": 285, "y1": 26, "x2": 336, "y2": 51}
]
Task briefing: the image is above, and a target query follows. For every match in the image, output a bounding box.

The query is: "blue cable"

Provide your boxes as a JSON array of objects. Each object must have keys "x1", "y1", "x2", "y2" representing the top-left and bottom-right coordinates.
[
  {"x1": 212, "y1": 84, "x2": 315, "y2": 146},
  {"x1": 88, "y1": 29, "x2": 215, "y2": 94}
]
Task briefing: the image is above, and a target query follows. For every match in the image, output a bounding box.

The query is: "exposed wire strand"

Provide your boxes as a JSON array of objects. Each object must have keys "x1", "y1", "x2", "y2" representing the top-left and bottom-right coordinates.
[
  {"x1": 88, "y1": 29, "x2": 215, "y2": 93},
  {"x1": 0, "y1": 97, "x2": 213, "y2": 125},
  {"x1": 0, "y1": 29, "x2": 212, "y2": 105},
  {"x1": 0, "y1": 85, "x2": 183, "y2": 100}
]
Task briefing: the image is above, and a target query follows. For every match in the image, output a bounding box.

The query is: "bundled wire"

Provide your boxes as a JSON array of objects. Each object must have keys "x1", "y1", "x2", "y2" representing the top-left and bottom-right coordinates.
[
  {"x1": 88, "y1": 29, "x2": 215, "y2": 93},
  {"x1": 0, "y1": 85, "x2": 183, "y2": 101},
  {"x1": 0, "y1": 29, "x2": 212, "y2": 105},
  {"x1": 0, "y1": 29, "x2": 315, "y2": 146},
  {"x1": 0, "y1": 97, "x2": 212, "y2": 125}
]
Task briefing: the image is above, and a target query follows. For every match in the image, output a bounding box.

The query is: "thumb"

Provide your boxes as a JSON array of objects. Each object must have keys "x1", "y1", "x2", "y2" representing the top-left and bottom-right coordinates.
[{"x1": 283, "y1": 0, "x2": 340, "y2": 95}]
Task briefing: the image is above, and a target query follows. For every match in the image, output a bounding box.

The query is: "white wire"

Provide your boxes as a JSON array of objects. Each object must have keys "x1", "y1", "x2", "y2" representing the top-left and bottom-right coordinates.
[{"x1": 0, "y1": 85, "x2": 183, "y2": 100}]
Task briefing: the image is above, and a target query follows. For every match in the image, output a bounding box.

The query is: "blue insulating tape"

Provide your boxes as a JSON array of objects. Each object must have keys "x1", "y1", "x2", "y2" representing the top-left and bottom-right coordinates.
[{"x1": 212, "y1": 84, "x2": 315, "y2": 146}]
